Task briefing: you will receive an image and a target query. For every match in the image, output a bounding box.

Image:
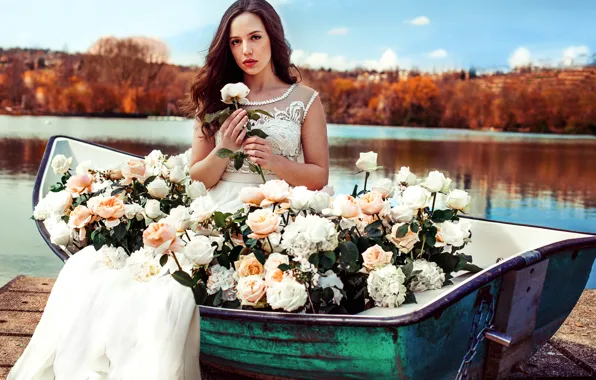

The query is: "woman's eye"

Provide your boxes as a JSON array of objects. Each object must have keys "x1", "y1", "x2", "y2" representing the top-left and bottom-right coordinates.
[
  {"x1": 252, "y1": 35, "x2": 261, "y2": 40},
  {"x1": 231, "y1": 40, "x2": 240, "y2": 46}
]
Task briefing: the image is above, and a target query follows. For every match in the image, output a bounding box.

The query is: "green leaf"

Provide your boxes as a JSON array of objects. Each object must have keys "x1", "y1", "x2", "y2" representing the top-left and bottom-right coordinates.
[
  {"x1": 396, "y1": 223, "x2": 410, "y2": 238},
  {"x1": 234, "y1": 155, "x2": 244, "y2": 170},
  {"x1": 213, "y1": 212, "x2": 227, "y2": 229},
  {"x1": 432, "y1": 209, "x2": 456, "y2": 223},
  {"x1": 404, "y1": 291, "x2": 417, "y2": 304},
  {"x1": 462, "y1": 263, "x2": 484, "y2": 273},
  {"x1": 411, "y1": 222, "x2": 419, "y2": 233},
  {"x1": 160, "y1": 254, "x2": 169, "y2": 267},
  {"x1": 308, "y1": 253, "x2": 320, "y2": 267},
  {"x1": 248, "y1": 163, "x2": 259, "y2": 173},
  {"x1": 253, "y1": 109, "x2": 273, "y2": 118},
  {"x1": 401, "y1": 261, "x2": 414, "y2": 278},
  {"x1": 249, "y1": 129, "x2": 269, "y2": 139},
  {"x1": 425, "y1": 233, "x2": 436, "y2": 247},
  {"x1": 172, "y1": 270, "x2": 194, "y2": 288},
  {"x1": 229, "y1": 245, "x2": 243, "y2": 263},
  {"x1": 253, "y1": 248, "x2": 266, "y2": 265},
  {"x1": 278, "y1": 263, "x2": 291, "y2": 271},
  {"x1": 213, "y1": 289, "x2": 223, "y2": 307},
  {"x1": 217, "y1": 253, "x2": 231, "y2": 269},
  {"x1": 49, "y1": 183, "x2": 65, "y2": 192},
  {"x1": 222, "y1": 299, "x2": 241, "y2": 309},
  {"x1": 111, "y1": 187, "x2": 126, "y2": 196},
  {"x1": 143, "y1": 175, "x2": 157, "y2": 187},
  {"x1": 320, "y1": 251, "x2": 336, "y2": 270},
  {"x1": 92, "y1": 233, "x2": 107, "y2": 250},
  {"x1": 430, "y1": 253, "x2": 459, "y2": 275},
  {"x1": 61, "y1": 215, "x2": 70, "y2": 224},
  {"x1": 216, "y1": 148, "x2": 235, "y2": 159},
  {"x1": 192, "y1": 283, "x2": 208, "y2": 305},
  {"x1": 322, "y1": 288, "x2": 335, "y2": 303},
  {"x1": 339, "y1": 242, "x2": 359, "y2": 272}
]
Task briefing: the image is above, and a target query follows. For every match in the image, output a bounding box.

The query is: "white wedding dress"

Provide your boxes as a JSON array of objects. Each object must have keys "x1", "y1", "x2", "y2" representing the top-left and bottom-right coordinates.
[{"x1": 8, "y1": 83, "x2": 319, "y2": 380}]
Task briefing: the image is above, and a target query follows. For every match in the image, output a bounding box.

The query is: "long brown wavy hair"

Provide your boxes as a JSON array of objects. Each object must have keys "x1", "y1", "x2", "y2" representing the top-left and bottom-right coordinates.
[{"x1": 181, "y1": 0, "x2": 301, "y2": 138}]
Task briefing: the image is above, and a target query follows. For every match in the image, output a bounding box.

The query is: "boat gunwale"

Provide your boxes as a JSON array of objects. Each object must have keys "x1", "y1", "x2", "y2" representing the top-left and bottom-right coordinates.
[{"x1": 33, "y1": 135, "x2": 596, "y2": 328}]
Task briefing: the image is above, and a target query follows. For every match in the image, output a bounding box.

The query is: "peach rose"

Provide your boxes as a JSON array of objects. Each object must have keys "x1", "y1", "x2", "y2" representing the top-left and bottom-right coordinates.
[
  {"x1": 259, "y1": 180, "x2": 291, "y2": 207},
  {"x1": 93, "y1": 196, "x2": 125, "y2": 228},
  {"x1": 237, "y1": 275, "x2": 267, "y2": 307},
  {"x1": 387, "y1": 223, "x2": 421, "y2": 254},
  {"x1": 358, "y1": 191, "x2": 385, "y2": 215},
  {"x1": 239, "y1": 187, "x2": 265, "y2": 207},
  {"x1": 109, "y1": 168, "x2": 123, "y2": 180},
  {"x1": 142, "y1": 221, "x2": 184, "y2": 255},
  {"x1": 121, "y1": 159, "x2": 146, "y2": 185},
  {"x1": 68, "y1": 205, "x2": 93, "y2": 229},
  {"x1": 246, "y1": 209, "x2": 280, "y2": 239},
  {"x1": 333, "y1": 194, "x2": 361, "y2": 219},
  {"x1": 234, "y1": 253, "x2": 265, "y2": 278},
  {"x1": 361, "y1": 244, "x2": 393, "y2": 273},
  {"x1": 66, "y1": 174, "x2": 93, "y2": 196}
]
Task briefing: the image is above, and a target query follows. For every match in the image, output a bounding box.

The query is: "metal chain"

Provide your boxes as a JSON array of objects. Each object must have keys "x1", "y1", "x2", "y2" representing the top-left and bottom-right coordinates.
[{"x1": 454, "y1": 294, "x2": 496, "y2": 380}]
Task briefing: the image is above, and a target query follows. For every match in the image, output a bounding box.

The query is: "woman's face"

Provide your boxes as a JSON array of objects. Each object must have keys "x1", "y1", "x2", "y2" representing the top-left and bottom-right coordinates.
[{"x1": 229, "y1": 12, "x2": 272, "y2": 76}]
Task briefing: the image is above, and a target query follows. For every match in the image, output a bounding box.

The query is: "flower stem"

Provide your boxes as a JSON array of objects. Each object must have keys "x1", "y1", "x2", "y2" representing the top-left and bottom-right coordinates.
[
  {"x1": 257, "y1": 166, "x2": 266, "y2": 184},
  {"x1": 170, "y1": 251, "x2": 184, "y2": 272},
  {"x1": 266, "y1": 236, "x2": 273, "y2": 252},
  {"x1": 363, "y1": 172, "x2": 370, "y2": 193},
  {"x1": 306, "y1": 286, "x2": 316, "y2": 313},
  {"x1": 431, "y1": 192, "x2": 437, "y2": 214}
]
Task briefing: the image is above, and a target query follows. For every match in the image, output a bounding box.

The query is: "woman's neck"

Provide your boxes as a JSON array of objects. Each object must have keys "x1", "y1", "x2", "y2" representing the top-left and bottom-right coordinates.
[{"x1": 243, "y1": 64, "x2": 284, "y2": 93}]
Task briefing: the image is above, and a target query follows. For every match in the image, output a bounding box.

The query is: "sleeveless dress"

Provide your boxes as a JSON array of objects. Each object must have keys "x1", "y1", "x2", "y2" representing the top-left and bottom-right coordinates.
[{"x1": 7, "y1": 83, "x2": 319, "y2": 380}]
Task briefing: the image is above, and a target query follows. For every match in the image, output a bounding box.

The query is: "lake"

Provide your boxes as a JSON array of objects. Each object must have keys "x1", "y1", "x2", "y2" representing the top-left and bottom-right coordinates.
[{"x1": 1, "y1": 115, "x2": 595, "y2": 288}]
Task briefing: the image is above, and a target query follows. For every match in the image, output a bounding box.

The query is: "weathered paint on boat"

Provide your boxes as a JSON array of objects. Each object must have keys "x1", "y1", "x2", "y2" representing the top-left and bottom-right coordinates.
[{"x1": 34, "y1": 136, "x2": 596, "y2": 379}]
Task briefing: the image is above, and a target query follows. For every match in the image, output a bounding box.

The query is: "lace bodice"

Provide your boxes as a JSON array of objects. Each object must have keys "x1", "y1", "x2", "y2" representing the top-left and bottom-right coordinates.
[{"x1": 215, "y1": 84, "x2": 318, "y2": 175}]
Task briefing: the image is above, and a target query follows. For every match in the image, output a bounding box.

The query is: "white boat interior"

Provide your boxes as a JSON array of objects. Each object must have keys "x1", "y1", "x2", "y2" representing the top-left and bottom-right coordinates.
[{"x1": 38, "y1": 137, "x2": 593, "y2": 318}]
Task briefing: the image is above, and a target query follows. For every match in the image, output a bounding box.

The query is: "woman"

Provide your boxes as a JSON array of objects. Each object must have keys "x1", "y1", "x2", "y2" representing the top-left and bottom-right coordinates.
[
  {"x1": 184, "y1": 0, "x2": 329, "y2": 212},
  {"x1": 8, "y1": 1, "x2": 328, "y2": 379}
]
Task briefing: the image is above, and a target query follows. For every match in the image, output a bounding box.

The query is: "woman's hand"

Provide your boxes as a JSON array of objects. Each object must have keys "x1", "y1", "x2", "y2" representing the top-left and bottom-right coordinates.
[
  {"x1": 243, "y1": 136, "x2": 278, "y2": 170},
  {"x1": 217, "y1": 109, "x2": 248, "y2": 151}
]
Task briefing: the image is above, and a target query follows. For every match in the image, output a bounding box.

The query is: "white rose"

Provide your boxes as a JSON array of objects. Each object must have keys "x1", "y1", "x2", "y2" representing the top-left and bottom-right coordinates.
[
  {"x1": 145, "y1": 199, "x2": 163, "y2": 219},
  {"x1": 190, "y1": 195, "x2": 218, "y2": 223},
  {"x1": 46, "y1": 190, "x2": 73, "y2": 216},
  {"x1": 289, "y1": 186, "x2": 314, "y2": 211},
  {"x1": 186, "y1": 181, "x2": 207, "y2": 200},
  {"x1": 260, "y1": 179, "x2": 291, "y2": 205},
  {"x1": 400, "y1": 185, "x2": 430, "y2": 210},
  {"x1": 145, "y1": 150, "x2": 164, "y2": 167},
  {"x1": 165, "y1": 205, "x2": 192, "y2": 232},
  {"x1": 355, "y1": 151, "x2": 379, "y2": 172},
  {"x1": 310, "y1": 191, "x2": 330, "y2": 213},
  {"x1": 75, "y1": 160, "x2": 93, "y2": 176},
  {"x1": 441, "y1": 177, "x2": 453, "y2": 194},
  {"x1": 33, "y1": 200, "x2": 50, "y2": 220},
  {"x1": 169, "y1": 166, "x2": 185, "y2": 184},
  {"x1": 372, "y1": 178, "x2": 395, "y2": 198},
  {"x1": 221, "y1": 82, "x2": 250, "y2": 105},
  {"x1": 446, "y1": 189, "x2": 471, "y2": 211},
  {"x1": 395, "y1": 166, "x2": 417, "y2": 186},
  {"x1": 51, "y1": 155, "x2": 72, "y2": 175},
  {"x1": 389, "y1": 204, "x2": 414, "y2": 223},
  {"x1": 147, "y1": 177, "x2": 169, "y2": 199},
  {"x1": 422, "y1": 170, "x2": 447, "y2": 193},
  {"x1": 266, "y1": 277, "x2": 308, "y2": 312},
  {"x1": 49, "y1": 220, "x2": 72, "y2": 246},
  {"x1": 305, "y1": 215, "x2": 338, "y2": 249},
  {"x1": 100, "y1": 245, "x2": 128, "y2": 269},
  {"x1": 458, "y1": 219, "x2": 472, "y2": 239},
  {"x1": 438, "y1": 221, "x2": 466, "y2": 247},
  {"x1": 165, "y1": 155, "x2": 185, "y2": 169},
  {"x1": 263, "y1": 232, "x2": 283, "y2": 253},
  {"x1": 124, "y1": 204, "x2": 145, "y2": 220},
  {"x1": 184, "y1": 235, "x2": 216, "y2": 265}
]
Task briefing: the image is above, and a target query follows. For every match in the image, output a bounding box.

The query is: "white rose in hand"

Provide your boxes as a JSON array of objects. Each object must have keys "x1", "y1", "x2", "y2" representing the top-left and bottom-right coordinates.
[
  {"x1": 422, "y1": 170, "x2": 447, "y2": 193},
  {"x1": 446, "y1": 189, "x2": 471, "y2": 212},
  {"x1": 184, "y1": 235, "x2": 216, "y2": 266},
  {"x1": 266, "y1": 277, "x2": 308, "y2": 312},
  {"x1": 221, "y1": 83, "x2": 250, "y2": 105},
  {"x1": 51, "y1": 155, "x2": 72, "y2": 175},
  {"x1": 186, "y1": 181, "x2": 207, "y2": 200},
  {"x1": 355, "y1": 151, "x2": 379, "y2": 172},
  {"x1": 147, "y1": 177, "x2": 169, "y2": 199},
  {"x1": 400, "y1": 185, "x2": 430, "y2": 210},
  {"x1": 395, "y1": 166, "x2": 417, "y2": 186}
]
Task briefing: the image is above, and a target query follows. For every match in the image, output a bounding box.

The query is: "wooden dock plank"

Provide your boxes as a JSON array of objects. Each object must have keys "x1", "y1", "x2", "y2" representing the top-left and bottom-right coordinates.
[
  {"x1": 0, "y1": 292, "x2": 49, "y2": 312},
  {"x1": 0, "y1": 310, "x2": 42, "y2": 336},
  {"x1": 0, "y1": 336, "x2": 30, "y2": 367},
  {"x1": 1, "y1": 276, "x2": 55, "y2": 294}
]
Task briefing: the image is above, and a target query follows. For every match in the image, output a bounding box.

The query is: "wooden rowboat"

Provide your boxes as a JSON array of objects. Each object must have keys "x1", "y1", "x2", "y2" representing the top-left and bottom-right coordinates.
[{"x1": 34, "y1": 135, "x2": 596, "y2": 380}]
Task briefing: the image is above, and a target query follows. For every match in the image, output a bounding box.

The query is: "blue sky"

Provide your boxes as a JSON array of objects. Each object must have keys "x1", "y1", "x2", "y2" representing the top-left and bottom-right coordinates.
[{"x1": 2, "y1": 0, "x2": 595, "y2": 72}]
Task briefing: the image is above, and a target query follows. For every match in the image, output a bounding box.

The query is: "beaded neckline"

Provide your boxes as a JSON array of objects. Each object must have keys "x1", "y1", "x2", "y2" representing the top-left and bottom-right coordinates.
[{"x1": 244, "y1": 83, "x2": 297, "y2": 106}]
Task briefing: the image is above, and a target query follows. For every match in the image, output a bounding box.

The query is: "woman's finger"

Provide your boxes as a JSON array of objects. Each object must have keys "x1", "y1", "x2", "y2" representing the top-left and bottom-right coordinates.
[
  {"x1": 221, "y1": 109, "x2": 242, "y2": 131},
  {"x1": 225, "y1": 110, "x2": 246, "y2": 136},
  {"x1": 247, "y1": 150, "x2": 267, "y2": 159},
  {"x1": 235, "y1": 129, "x2": 247, "y2": 146},
  {"x1": 231, "y1": 116, "x2": 248, "y2": 139}
]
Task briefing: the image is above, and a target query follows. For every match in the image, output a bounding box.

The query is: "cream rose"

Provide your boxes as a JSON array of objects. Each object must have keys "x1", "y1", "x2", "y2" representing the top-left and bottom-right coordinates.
[
  {"x1": 332, "y1": 194, "x2": 361, "y2": 218},
  {"x1": 147, "y1": 177, "x2": 169, "y2": 199},
  {"x1": 51, "y1": 155, "x2": 72, "y2": 175},
  {"x1": 310, "y1": 191, "x2": 330, "y2": 213},
  {"x1": 142, "y1": 221, "x2": 184, "y2": 255},
  {"x1": 237, "y1": 275, "x2": 267, "y2": 307},
  {"x1": 234, "y1": 253, "x2": 265, "y2": 278},
  {"x1": 259, "y1": 180, "x2": 291, "y2": 207},
  {"x1": 239, "y1": 187, "x2": 265, "y2": 206},
  {"x1": 264, "y1": 252, "x2": 289, "y2": 274},
  {"x1": 165, "y1": 205, "x2": 192, "y2": 232},
  {"x1": 68, "y1": 205, "x2": 93, "y2": 229},
  {"x1": 93, "y1": 196, "x2": 125, "y2": 228},
  {"x1": 66, "y1": 174, "x2": 93, "y2": 196},
  {"x1": 422, "y1": 170, "x2": 448, "y2": 193},
  {"x1": 446, "y1": 189, "x2": 471, "y2": 211},
  {"x1": 246, "y1": 209, "x2": 280, "y2": 239},
  {"x1": 186, "y1": 181, "x2": 207, "y2": 200},
  {"x1": 400, "y1": 185, "x2": 430, "y2": 210},
  {"x1": 441, "y1": 177, "x2": 453, "y2": 194},
  {"x1": 358, "y1": 191, "x2": 385, "y2": 215},
  {"x1": 372, "y1": 178, "x2": 395, "y2": 198},
  {"x1": 355, "y1": 151, "x2": 379, "y2": 172},
  {"x1": 395, "y1": 166, "x2": 417, "y2": 186},
  {"x1": 46, "y1": 190, "x2": 73, "y2": 216},
  {"x1": 387, "y1": 223, "x2": 420, "y2": 254},
  {"x1": 266, "y1": 277, "x2": 308, "y2": 312},
  {"x1": 184, "y1": 235, "x2": 216, "y2": 266},
  {"x1": 168, "y1": 166, "x2": 185, "y2": 184},
  {"x1": 190, "y1": 195, "x2": 218, "y2": 223},
  {"x1": 221, "y1": 82, "x2": 250, "y2": 105},
  {"x1": 145, "y1": 150, "x2": 164, "y2": 167},
  {"x1": 49, "y1": 220, "x2": 72, "y2": 246},
  {"x1": 121, "y1": 159, "x2": 147, "y2": 185},
  {"x1": 437, "y1": 221, "x2": 466, "y2": 247},
  {"x1": 75, "y1": 160, "x2": 92, "y2": 176},
  {"x1": 289, "y1": 186, "x2": 314, "y2": 211},
  {"x1": 144, "y1": 199, "x2": 163, "y2": 220},
  {"x1": 389, "y1": 204, "x2": 414, "y2": 223},
  {"x1": 361, "y1": 244, "x2": 393, "y2": 273}
]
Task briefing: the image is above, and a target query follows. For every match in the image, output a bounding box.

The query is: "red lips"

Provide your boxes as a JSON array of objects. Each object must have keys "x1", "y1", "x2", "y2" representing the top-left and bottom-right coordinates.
[{"x1": 243, "y1": 59, "x2": 257, "y2": 67}]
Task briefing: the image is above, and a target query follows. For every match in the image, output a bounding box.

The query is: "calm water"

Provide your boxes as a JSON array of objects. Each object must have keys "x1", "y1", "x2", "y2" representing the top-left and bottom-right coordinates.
[{"x1": 1, "y1": 115, "x2": 595, "y2": 288}]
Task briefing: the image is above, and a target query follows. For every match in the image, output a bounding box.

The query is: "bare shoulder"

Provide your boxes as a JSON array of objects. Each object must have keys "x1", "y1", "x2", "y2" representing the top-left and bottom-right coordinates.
[{"x1": 296, "y1": 83, "x2": 319, "y2": 97}]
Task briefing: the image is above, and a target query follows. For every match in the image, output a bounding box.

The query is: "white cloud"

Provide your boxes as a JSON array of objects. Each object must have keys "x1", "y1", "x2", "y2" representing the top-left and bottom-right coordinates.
[
  {"x1": 508, "y1": 47, "x2": 532, "y2": 68},
  {"x1": 429, "y1": 49, "x2": 447, "y2": 58},
  {"x1": 328, "y1": 27, "x2": 349, "y2": 36},
  {"x1": 362, "y1": 49, "x2": 400, "y2": 71},
  {"x1": 406, "y1": 16, "x2": 430, "y2": 26},
  {"x1": 562, "y1": 45, "x2": 590, "y2": 66},
  {"x1": 292, "y1": 48, "x2": 404, "y2": 71}
]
